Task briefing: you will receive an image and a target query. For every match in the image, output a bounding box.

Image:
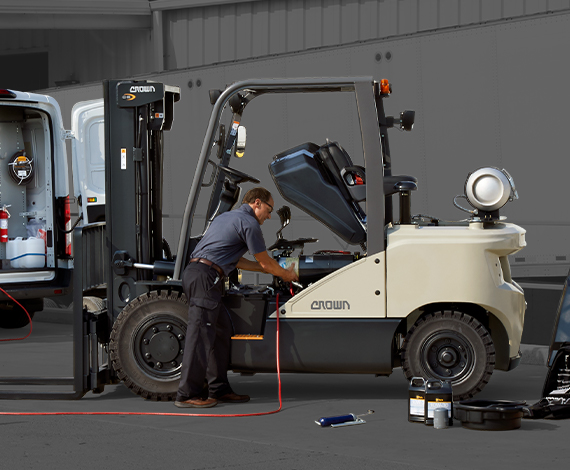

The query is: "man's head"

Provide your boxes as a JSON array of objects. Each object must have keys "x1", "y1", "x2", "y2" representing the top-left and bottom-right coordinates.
[{"x1": 243, "y1": 187, "x2": 274, "y2": 225}]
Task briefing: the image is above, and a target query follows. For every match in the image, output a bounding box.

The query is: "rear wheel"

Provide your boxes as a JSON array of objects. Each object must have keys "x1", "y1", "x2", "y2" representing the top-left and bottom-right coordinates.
[
  {"x1": 401, "y1": 310, "x2": 495, "y2": 400},
  {"x1": 109, "y1": 290, "x2": 188, "y2": 401}
]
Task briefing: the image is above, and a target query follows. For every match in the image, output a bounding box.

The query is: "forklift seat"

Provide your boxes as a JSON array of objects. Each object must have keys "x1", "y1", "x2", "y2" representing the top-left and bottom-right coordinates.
[{"x1": 270, "y1": 141, "x2": 420, "y2": 244}]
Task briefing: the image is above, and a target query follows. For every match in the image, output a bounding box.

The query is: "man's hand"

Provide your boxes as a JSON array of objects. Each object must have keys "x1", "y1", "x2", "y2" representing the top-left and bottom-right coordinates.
[
  {"x1": 254, "y1": 251, "x2": 299, "y2": 282},
  {"x1": 280, "y1": 264, "x2": 298, "y2": 283}
]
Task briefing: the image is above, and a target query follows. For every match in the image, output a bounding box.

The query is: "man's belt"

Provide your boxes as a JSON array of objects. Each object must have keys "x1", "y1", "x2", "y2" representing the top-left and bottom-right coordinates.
[{"x1": 189, "y1": 258, "x2": 225, "y2": 277}]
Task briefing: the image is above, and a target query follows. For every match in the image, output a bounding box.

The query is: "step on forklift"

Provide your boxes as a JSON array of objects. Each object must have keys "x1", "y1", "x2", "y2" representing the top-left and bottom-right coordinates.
[{"x1": 0, "y1": 77, "x2": 526, "y2": 401}]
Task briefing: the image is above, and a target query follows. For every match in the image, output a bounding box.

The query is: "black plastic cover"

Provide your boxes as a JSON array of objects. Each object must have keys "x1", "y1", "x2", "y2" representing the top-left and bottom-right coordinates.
[{"x1": 269, "y1": 143, "x2": 366, "y2": 245}]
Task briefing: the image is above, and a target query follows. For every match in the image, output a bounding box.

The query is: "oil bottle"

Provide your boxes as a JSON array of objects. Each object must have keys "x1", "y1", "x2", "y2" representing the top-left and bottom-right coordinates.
[
  {"x1": 408, "y1": 377, "x2": 426, "y2": 423},
  {"x1": 424, "y1": 379, "x2": 453, "y2": 426}
]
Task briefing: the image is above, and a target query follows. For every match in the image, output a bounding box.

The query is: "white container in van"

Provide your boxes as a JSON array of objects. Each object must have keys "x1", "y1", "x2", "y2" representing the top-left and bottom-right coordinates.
[
  {"x1": 18, "y1": 237, "x2": 46, "y2": 268},
  {"x1": 6, "y1": 237, "x2": 23, "y2": 268}
]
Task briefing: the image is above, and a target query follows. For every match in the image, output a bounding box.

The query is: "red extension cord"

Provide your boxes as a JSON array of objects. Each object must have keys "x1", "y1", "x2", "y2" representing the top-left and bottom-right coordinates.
[
  {"x1": 0, "y1": 288, "x2": 283, "y2": 418},
  {"x1": 0, "y1": 287, "x2": 33, "y2": 343}
]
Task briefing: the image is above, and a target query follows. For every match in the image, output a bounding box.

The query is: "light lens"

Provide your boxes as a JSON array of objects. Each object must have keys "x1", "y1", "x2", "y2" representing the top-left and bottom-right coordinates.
[{"x1": 465, "y1": 167, "x2": 515, "y2": 212}]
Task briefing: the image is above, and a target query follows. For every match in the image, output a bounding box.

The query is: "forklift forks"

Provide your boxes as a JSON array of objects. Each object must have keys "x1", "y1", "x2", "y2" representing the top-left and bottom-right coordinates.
[{"x1": 0, "y1": 224, "x2": 108, "y2": 399}]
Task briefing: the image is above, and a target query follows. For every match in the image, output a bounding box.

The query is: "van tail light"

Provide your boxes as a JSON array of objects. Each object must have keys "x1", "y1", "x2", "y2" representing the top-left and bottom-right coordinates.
[
  {"x1": 0, "y1": 89, "x2": 17, "y2": 99},
  {"x1": 65, "y1": 196, "x2": 72, "y2": 256}
]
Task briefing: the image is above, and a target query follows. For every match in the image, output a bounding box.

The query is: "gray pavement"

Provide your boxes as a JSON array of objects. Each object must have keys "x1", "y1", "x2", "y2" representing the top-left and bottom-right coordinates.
[{"x1": 0, "y1": 321, "x2": 568, "y2": 470}]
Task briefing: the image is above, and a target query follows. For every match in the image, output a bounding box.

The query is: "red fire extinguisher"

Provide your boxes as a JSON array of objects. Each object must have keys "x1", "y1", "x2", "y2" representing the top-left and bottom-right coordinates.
[{"x1": 0, "y1": 205, "x2": 10, "y2": 243}]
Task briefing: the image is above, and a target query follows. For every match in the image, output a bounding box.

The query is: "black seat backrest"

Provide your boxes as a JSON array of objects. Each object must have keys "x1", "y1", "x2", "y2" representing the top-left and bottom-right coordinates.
[
  {"x1": 315, "y1": 141, "x2": 367, "y2": 219},
  {"x1": 316, "y1": 141, "x2": 354, "y2": 200}
]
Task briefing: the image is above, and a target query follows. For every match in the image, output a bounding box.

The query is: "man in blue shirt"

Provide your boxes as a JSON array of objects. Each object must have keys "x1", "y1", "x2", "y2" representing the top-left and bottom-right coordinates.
[{"x1": 175, "y1": 187, "x2": 298, "y2": 408}]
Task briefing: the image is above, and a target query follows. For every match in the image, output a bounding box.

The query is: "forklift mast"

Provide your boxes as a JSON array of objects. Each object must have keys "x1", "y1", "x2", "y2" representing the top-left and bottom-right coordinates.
[{"x1": 103, "y1": 80, "x2": 181, "y2": 323}]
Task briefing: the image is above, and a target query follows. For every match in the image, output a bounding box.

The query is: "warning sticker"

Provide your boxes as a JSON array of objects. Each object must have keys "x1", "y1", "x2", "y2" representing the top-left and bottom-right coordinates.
[
  {"x1": 426, "y1": 401, "x2": 451, "y2": 418},
  {"x1": 121, "y1": 148, "x2": 127, "y2": 170},
  {"x1": 409, "y1": 398, "x2": 424, "y2": 416}
]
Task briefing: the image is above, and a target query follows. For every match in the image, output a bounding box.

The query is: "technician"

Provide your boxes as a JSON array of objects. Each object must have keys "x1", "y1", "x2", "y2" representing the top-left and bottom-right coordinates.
[{"x1": 175, "y1": 187, "x2": 299, "y2": 408}]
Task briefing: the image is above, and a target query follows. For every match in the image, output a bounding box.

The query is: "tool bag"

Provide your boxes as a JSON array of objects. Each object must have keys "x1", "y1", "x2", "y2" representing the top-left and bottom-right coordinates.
[
  {"x1": 525, "y1": 345, "x2": 570, "y2": 420},
  {"x1": 525, "y1": 397, "x2": 570, "y2": 420}
]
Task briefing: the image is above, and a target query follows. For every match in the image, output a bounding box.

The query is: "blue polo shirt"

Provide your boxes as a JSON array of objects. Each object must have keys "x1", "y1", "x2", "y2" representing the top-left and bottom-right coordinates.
[{"x1": 191, "y1": 204, "x2": 267, "y2": 275}]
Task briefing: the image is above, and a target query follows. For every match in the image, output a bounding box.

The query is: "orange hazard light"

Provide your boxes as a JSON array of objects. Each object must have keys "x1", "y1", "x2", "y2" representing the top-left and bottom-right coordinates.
[{"x1": 380, "y1": 79, "x2": 391, "y2": 95}]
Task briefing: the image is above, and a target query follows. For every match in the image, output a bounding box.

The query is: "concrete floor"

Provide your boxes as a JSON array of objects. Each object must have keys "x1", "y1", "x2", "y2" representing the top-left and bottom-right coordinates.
[{"x1": 0, "y1": 321, "x2": 568, "y2": 469}]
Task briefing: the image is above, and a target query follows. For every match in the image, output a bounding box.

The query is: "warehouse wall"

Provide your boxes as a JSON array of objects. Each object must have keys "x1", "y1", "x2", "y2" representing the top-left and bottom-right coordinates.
[
  {"x1": 160, "y1": 0, "x2": 570, "y2": 70},
  {"x1": 3, "y1": 1, "x2": 570, "y2": 89},
  {"x1": 0, "y1": 29, "x2": 153, "y2": 90}
]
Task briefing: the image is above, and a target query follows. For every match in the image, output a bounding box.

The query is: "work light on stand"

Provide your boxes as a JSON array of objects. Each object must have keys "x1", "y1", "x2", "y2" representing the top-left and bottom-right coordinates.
[{"x1": 461, "y1": 167, "x2": 518, "y2": 222}]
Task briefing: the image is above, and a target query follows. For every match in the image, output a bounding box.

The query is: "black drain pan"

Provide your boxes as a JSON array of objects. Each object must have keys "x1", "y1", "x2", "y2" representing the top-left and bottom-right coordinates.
[{"x1": 454, "y1": 400, "x2": 527, "y2": 431}]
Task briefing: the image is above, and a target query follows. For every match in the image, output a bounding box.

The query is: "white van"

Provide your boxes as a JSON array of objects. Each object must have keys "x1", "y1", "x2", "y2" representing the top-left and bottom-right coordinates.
[{"x1": 0, "y1": 89, "x2": 103, "y2": 327}]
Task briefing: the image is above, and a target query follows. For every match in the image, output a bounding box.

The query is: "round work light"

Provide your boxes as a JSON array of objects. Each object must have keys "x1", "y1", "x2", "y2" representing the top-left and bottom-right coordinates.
[{"x1": 464, "y1": 167, "x2": 518, "y2": 212}]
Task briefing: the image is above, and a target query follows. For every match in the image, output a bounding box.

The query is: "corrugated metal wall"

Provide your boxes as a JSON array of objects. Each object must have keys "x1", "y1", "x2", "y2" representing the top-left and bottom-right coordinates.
[
  {"x1": 0, "y1": 29, "x2": 153, "y2": 88},
  {"x1": 162, "y1": 0, "x2": 570, "y2": 70},
  {"x1": 2, "y1": 1, "x2": 570, "y2": 87}
]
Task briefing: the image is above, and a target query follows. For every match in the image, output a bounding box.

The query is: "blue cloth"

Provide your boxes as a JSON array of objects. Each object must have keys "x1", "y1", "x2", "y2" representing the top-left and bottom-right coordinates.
[{"x1": 191, "y1": 204, "x2": 266, "y2": 275}]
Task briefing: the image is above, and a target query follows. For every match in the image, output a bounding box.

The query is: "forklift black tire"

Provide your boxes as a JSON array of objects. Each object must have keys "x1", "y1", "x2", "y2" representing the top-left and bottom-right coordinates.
[
  {"x1": 0, "y1": 301, "x2": 36, "y2": 329},
  {"x1": 109, "y1": 290, "x2": 188, "y2": 401},
  {"x1": 401, "y1": 310, "x2": 495, "y2": 400}
]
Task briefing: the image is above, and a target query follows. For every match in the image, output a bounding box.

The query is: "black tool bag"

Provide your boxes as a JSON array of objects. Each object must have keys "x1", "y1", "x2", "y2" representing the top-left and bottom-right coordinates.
[
  {"x1": 525, "y1": 345, "x2": 570, "y2": 420},
  {"x1": 525, "y1": 397, "x2": 570, "y2": 420}
]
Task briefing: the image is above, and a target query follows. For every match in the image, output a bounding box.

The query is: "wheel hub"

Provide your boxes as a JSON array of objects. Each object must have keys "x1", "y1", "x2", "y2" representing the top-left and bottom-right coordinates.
[
  {"x1": 147, "y1": 332, "x2": 179, "y2": 363},
  {"x1": 421, "y1": 331, "x2": 474, "y2": 382},
  {"x1": 438, "y1": 347, "x2": 458, "y2": 367},
  {"x1": 133, "y1": 315, "x2": 187, "y2": 380}
]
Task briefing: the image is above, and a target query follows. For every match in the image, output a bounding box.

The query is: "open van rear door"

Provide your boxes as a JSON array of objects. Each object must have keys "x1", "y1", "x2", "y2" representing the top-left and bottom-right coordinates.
[
  {"x1": 71, "y1": 99, "x2": 105, "y2": 224},
  {"x1": 0, "y1": 89, "x2": 72, "y2": 327}
]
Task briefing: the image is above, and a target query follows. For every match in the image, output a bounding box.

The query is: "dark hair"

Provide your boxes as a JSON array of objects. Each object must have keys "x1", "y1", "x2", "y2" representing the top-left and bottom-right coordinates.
[{"x1": 242, "y1": 187, "x2": 272, "y2": 204}]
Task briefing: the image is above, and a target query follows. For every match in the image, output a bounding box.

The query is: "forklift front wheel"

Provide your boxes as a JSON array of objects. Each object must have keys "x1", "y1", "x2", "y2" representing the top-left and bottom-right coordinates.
[
  {"x1": 401, "y1": 310, "x2": 495, "y2": 400},
  {"x1": 109, "y1": 290, "x2": 188, "y2": 401}
]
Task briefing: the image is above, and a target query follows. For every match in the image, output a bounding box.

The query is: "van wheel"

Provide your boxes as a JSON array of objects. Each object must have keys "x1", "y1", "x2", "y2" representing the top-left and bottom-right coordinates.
[
  {"x1": 401, "y1": 311, "x2": 495, "y2": 400},
  {"x1": 109, "y1": 290, "x2": 188, "y2": 401}
]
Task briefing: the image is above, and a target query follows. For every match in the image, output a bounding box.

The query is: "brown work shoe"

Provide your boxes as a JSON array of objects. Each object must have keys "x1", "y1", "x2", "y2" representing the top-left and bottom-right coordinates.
[
  {"x1": 174, "y1": 397, "x2": 218, "y2": 408},
  {"x1": 215, "y1": 392, "x2": 250, "y2": 403}
]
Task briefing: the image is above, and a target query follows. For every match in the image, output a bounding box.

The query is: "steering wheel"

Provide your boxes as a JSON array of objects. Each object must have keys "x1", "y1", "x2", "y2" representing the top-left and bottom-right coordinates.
[{"x1": 218, "y1": 165, "x2": 260, "y2": 184}]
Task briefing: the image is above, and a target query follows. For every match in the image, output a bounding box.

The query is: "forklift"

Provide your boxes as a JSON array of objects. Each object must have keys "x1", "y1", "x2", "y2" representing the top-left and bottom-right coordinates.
[{"x1": 0, "y1": 77, "x2": 526, "y2": 401}]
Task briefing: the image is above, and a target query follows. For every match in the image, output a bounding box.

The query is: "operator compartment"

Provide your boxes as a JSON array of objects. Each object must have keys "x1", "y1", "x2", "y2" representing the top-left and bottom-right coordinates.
[{"x1": 0, "y1": 104, "x2": 54, "y2": 273}]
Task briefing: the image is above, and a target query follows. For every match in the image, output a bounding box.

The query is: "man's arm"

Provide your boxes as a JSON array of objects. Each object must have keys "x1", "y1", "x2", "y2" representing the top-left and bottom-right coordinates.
[
  {"x1": 236, "y1": 257, "x2": 265, "y2": 273},
  {"x1": 253, "y1": 251, "x2": 298, "y2": 282}
]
